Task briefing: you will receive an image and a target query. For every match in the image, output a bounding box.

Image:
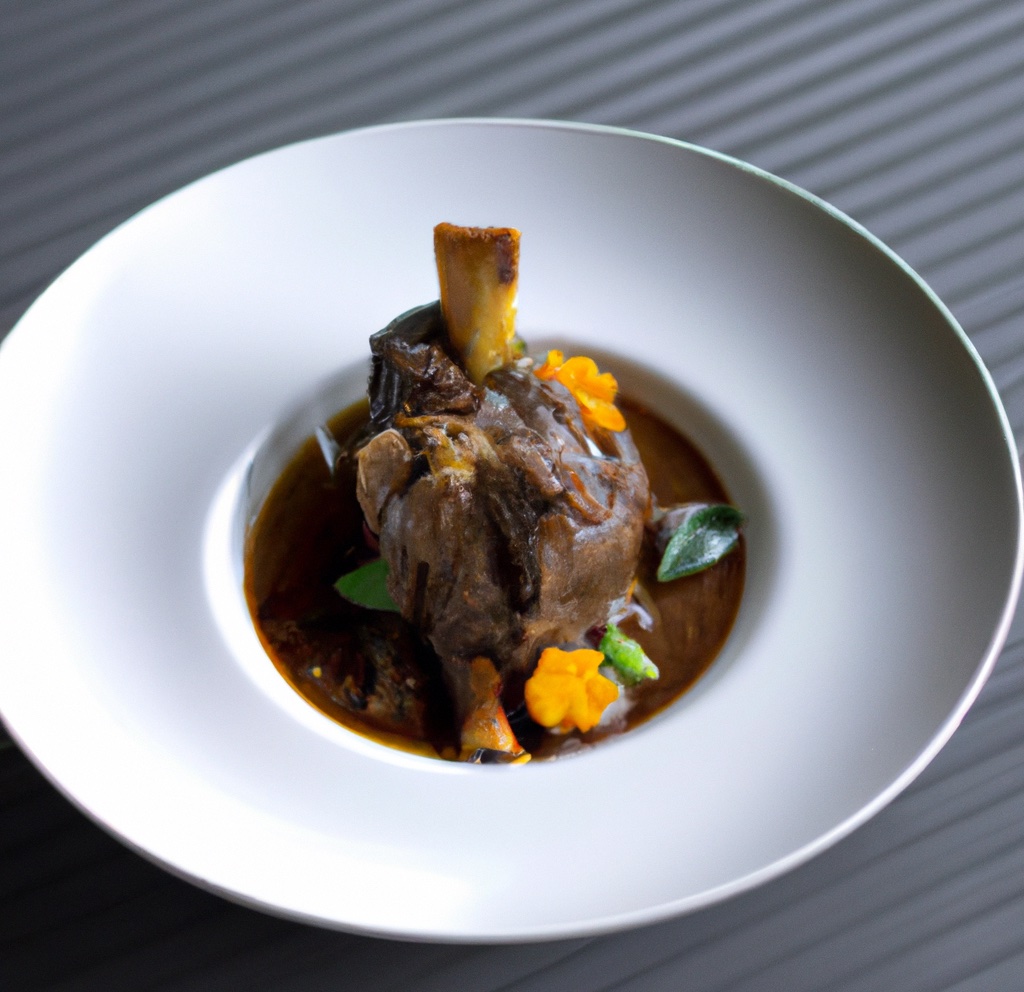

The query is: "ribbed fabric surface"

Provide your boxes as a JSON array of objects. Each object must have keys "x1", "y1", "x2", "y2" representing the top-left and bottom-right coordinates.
[{"x1": 3, "y1": 1, "x2": 1024, "y2": 988}]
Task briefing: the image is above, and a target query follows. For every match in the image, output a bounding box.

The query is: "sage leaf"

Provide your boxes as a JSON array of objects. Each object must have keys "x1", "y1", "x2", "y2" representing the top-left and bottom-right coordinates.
[
  {"x1": 334, "y1": 558, "x2": 400, "y2": 612},
  {"x1": 656, "y1": 503, "x2": 744, "y2": 581},
  {"x1": 599, "y1": 622, "x2": 659, "y2": 685}
]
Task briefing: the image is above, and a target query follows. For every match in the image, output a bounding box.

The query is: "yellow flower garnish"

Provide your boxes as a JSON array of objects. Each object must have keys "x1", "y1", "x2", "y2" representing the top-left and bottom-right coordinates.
[
  {"x1": 524, "y1": 646, "x2": 619, "y2": 733},
  {"x1": 534, "y1": 350, "x2": 627, "y2": 432}
]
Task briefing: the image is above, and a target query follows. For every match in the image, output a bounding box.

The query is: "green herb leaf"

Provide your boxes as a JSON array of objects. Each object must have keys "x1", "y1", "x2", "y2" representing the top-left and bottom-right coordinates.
[
  {"x1": 656, "y1": 503, "x2": 744, "y2": 581},
  {"x1": 334, "y1": 558, "x2": 400, "y2": 612},
  {"x1": 599, "y1": 622, "x2": 659, "y2": 685}
]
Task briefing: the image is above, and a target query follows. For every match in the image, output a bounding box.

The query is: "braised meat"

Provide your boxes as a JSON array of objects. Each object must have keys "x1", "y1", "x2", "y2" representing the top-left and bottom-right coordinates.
[{"x1": 355, "y1": 302, "x2": 650, "y2": 727}]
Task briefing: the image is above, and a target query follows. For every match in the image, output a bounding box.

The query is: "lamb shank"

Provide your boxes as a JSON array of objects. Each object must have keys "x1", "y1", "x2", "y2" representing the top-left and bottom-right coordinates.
[{"x1": 354, "y1": 224, "x2": 650, "y2": 758}]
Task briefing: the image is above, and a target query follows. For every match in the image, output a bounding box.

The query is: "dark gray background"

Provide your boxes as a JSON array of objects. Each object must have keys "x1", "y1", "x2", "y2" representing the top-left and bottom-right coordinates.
[{"x1": 4, "y1": 1, "x2": 1024, "y2": 988}]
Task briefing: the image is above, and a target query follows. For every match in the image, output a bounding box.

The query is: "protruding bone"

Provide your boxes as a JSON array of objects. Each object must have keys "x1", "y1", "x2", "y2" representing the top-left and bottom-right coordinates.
[{"x1": 434, "y1": 222, "x2": 519, "y2": 384}]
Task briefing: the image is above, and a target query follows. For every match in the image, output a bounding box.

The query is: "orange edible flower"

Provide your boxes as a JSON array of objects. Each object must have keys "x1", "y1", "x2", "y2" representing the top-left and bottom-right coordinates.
[
  {"x1": 524, "y1": 646, "x2": 619, "y2": 733},
  {"x1": 534, "y1": 350, "x2": 627, "y2": 432}
]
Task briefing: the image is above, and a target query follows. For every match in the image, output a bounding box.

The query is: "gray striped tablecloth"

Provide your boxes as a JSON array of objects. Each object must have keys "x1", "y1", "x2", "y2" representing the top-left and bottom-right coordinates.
[{"x1": 4, "y1": 2, "x2": 1024, "y2": 989}]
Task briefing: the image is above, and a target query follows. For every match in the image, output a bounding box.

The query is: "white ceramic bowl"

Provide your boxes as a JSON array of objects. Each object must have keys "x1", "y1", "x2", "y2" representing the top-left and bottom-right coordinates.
[{"x1": 0, "y1": 119, "x2": 1019, "y2": 941}]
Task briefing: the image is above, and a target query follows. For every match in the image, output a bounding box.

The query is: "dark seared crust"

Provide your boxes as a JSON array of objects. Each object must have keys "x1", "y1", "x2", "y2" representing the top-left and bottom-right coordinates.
[{"x1": 366, "y1": 302, "x2": 478, "y2": 432}]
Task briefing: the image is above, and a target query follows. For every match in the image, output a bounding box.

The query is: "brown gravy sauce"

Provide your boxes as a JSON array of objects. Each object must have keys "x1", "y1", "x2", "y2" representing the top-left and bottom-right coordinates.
[{"x1": 244, "y1": 396, "x2": 745, "y2": 760}]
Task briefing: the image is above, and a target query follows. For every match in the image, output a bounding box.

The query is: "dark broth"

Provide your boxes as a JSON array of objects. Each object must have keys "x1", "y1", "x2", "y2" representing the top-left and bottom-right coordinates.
[{"x1": 245, "y1": 397, "x2": 745, "y2": 760}]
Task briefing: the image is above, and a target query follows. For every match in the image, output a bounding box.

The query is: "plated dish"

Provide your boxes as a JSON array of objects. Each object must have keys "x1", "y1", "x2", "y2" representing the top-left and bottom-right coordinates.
[
  {"x1": 0, "y1": 119, "x2": 1019, "y2": 941},
  {"x1": 245, "y1": 221, "x2": 746, "y2": 764}
]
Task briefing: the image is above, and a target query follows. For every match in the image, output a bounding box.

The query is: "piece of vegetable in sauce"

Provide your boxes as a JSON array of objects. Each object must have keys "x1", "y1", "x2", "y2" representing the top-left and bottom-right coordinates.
[
  {"x1": 524, "y1": 646, "x2": 619, "y2": 733},
  {"x1": 655, "y1": 503, "x2": 745, "y2": 581},
  {"x1": 599, "y1": 621, "x2": 659, "y2": 685},
  {"x1": 334, "y1": 557, "x2": 400, "y2": 613},
  {"x1": 458, "y1": 657, "x2": 529, "y2": 762}
]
